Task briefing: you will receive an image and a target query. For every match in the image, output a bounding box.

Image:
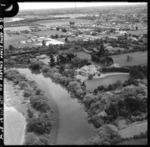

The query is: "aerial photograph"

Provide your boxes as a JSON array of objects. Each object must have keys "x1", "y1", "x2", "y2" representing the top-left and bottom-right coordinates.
[{"x1": 4, "y1": 2, "x2": 147, "y2": 145}]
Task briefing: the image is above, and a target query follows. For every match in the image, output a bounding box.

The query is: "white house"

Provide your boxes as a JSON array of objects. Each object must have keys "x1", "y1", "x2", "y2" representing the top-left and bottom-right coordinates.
[{"x1": 75, "y1": 64, "x2": 100, "y2": 77}]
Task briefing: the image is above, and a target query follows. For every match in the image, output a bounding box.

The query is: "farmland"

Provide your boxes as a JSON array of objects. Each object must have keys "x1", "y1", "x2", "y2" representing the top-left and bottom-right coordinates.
[
  {"x1": 117, "y1": 138, "x2": 147, "y2": 145},
  {"x1": 4, "y1": 35, "x2": 28, "y2": 49},
  {"x1": 31, "y1": 18, "x2": 93, "y2": 26},
  {"x1": 119, "y1": 121, "x2": 147, "y2": 139},
  {"x1": 110, "y1": 51, "x2": 147, "y2": 66},
  {"x1": 85, "y1": 73, "x2": 129, "y2": 91},
  {"x1": 32, "y1": 30, "x2": 65, "y2": 37}
]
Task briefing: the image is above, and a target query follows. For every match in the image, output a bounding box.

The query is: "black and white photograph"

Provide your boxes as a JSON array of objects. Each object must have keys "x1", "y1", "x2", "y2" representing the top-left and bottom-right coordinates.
[{"x1": 3, "y1": 1, "x2": 147, "y2": 145}]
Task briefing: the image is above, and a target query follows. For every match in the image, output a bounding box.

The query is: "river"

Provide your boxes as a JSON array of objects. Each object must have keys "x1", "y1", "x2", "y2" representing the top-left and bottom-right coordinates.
[{"x1": 16, "y1": 68, "x2": 95, "y2": 145}]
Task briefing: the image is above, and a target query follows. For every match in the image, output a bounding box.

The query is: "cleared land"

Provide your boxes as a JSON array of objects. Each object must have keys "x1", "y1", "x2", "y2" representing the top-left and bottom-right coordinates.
[
  {"x1": 4, "y1": 35, "x2": 27, "y2": 49},
  {"x1": 76, "y1": 51, "x2": 91, "y2": 60},
  {"x1": 32, "y1": 30, "x2": 65, "y2": 37},
  {"x1": 119, "y1": 121, "x2": 147, "y2": 139},
  {"x1": 127, "y1": 29, "x2": 147, "y2": 35},
  {"x1": 118, "y1": 138, "x2": 147, "y2": 145},
  {"x1": 85, "y1": 73, "x2": 129, "y2": 91},
  {"x1": 110, "y1": 51, "x2": 147, "y2": 66},
  {"x1": 32, "y1": 18, "x2": 93, "y2": 26}
]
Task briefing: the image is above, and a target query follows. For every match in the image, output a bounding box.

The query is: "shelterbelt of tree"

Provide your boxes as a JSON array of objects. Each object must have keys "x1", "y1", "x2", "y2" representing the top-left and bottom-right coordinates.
[{"x1": 4, "y1": 50, "x2": 53, "y2": 57}]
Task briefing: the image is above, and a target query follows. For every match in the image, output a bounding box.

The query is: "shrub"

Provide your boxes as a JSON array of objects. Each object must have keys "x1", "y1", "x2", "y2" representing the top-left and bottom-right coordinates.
[
  {"x1": 19, "y1": 81, "x2": 28, "y2": 89},
  {"x1": 41, "y1": 65, "x2": 50, "y2": 73},
  {"x1": 29, "y1": 60, "x2": 43, "y2": 70},
  {"x1": 30, "y1": 95, "x2": 50, "y2": 112},
  {"x1": 27, "y1": 113, "x2": 52, "y2": 135},
  {"x1": 88, "y1": 74, "x2": 93, "y2": 80}
]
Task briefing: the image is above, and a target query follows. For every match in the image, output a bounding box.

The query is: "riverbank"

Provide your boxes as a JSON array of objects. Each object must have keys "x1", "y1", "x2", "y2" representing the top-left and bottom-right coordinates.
[
  {"x1": 4, "y1": 79, "x2": 27, "y2": 145},
  {"x1": 4, "y1": 69, "x2": 60, "y2": 145}
]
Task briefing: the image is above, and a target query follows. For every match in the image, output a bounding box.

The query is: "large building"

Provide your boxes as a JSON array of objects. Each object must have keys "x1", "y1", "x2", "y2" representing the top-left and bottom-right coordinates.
[{"x1": 75, "y1": 64, "x2": 100, "y2": 77}]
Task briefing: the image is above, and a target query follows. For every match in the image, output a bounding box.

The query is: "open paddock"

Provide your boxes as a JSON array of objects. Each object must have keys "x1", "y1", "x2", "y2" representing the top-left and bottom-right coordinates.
[
  {"x1": 110, "y1": 51, "x2": 147, "y2": 66},
  {"x1": 32, "y1": 30, "x2": 65, "y2": 37},
  {"x1": 31, "y1": 18, "x2": 93, "y2": 26}
]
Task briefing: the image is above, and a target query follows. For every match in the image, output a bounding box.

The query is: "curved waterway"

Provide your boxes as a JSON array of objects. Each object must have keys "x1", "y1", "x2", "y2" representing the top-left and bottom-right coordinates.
[{"x1": 17, "y1": 68, "x2": 95, "y2": 145}]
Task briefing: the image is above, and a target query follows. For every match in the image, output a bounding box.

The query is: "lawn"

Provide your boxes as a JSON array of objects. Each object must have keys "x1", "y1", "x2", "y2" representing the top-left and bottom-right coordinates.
[
  {"x1": 85, "y1": 73, "x2": 129, "y2": 91},
  {"x1": 117, "y1": 138, "x2": 147, "y2": 145},
  {"x1": 32, "y1": 30, "x2": 65, "y2": 37},
  {"x1": 127, "y1": 29, "x2": 147, "y2": 35},
  {"x1": 31, "y1": 18, "x2": 93, "y2": 26},
  {"x1": 119, "y1": 121, "x2": 147, "y2": 139},
  {"x1": 110, "y1": 51, "x2": 147, "y2": 66},
  {"x1": 76, "y1": 51, "x2": 91, "y2": 60},
  {"x1": 4, "y1": 26, "x2": 30, "y2": 31},
  {"x1": 4, "y1": 35, "x2": 28, "y2": 49}
]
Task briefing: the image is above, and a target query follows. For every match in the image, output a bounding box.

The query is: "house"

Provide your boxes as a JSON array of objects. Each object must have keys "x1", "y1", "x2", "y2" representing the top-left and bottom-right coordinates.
[{"x1": 75, "y1": 64, "x2": 100, "y2": 77}]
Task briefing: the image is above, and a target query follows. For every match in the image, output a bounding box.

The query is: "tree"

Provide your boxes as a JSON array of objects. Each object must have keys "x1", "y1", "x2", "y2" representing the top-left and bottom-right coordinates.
[
  {"x1": 27, "y1": 113, "x2": 52, "y2": 135},
  {"x1": 49, "y1": 55, "x2": 55, "y2": 67},
  {"x1": 42, "y1": 40, "x2": 46, "y2": 47},
  {"x1": 62, "y1": 28, "x2": 67, "y2": 32},
  {"x1": 126, "y1": 55, "x2": 133, "y2": 62},
  {"x1": 88, "y1": 74, "x2": 93, "y2": 80},
  {"x1": 65, "y1": 37, "x2": 68, "y2": 43},
  {"x1": 30, "y1": 95, "x2": 50, "y2": 112},
  {"x1": 9, "y1": 45, "x2": 14, "y2": 50},
  {"x1": 25, "y1": 133, "x2": 39, "y2": 145},
  {"x1": 56, "y1": 27, "x2": 60, "y2": 31}
]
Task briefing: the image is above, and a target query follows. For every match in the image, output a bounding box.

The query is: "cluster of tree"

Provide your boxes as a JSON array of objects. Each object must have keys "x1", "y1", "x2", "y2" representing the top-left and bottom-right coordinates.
[
  {"x1": 101, "y1": 67, "x2": 130, "y2": 73},
  {"x1": 104, "y1": 87, "x2": 147, "y2": 123},
  {"x1": 84, "y1": 85, "x2": 147, "y2": 128},
  {"x1": 91, "y1": 55, "x2": 114, "y2": 66},
  {"x1": 71, "y1": 57, "x2": 91, "y2": 68},
  {"x1": 91, "y1": 124, "x2": 121, "y2": 145},
  {"x1": 51, "y1": 34, "x2": 59, "y2": 39},
  {"x1": 30, "y1": 95, "x2": 51, "y2": 113},
  {"x1": 129, "y1": 65, "x2": 147, "y2": 79},
  {"x1": 68, "y1": 81, "x2": 85, "y2": 99},
  {"x1": 29, "y1": 59, "x2": 44, "y2": 70},
  {"x1": 25, "y1": 132, "x2": 50, "y2": 145},
  {"x1": 49, "y1": 53, "x2": 77, "y2": 66},
  {"x1": 27, "y1": 113, "x2": 52, "y2": 135}
]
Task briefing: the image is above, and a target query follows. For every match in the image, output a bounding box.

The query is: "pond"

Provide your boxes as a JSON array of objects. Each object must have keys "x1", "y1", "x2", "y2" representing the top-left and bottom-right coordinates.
[
  {"x1": 85, "y1": 73, "x2": 129, "y2": 91},
  {"x1": 17, "y1": 68, "x2": 95, "y2": 145}
]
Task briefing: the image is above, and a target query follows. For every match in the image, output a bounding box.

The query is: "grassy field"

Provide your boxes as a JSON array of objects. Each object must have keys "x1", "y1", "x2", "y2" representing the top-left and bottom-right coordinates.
[
  {"x1": 119, "y1": 121, "x2": 147, "y2": 139},
  {"x1": 85, "y1": 73, "x2": 129, "y2": 91},
  {"x1": 4, "y1": 26, "x2": 30, "y2": 31},
  {"x1": 76, "y1": 51, "x2": 91, "y2": 60},
  {"x1": 32, "y1": 18, "x2": 93, "y2": 26},
  {"x1": 32, "y1": 30, "x2": 65, "y2": 37},
  {"x1": 117, "y1": 138, "x2": 147, "y2": 145},
  {"x1": 4, "y1": 35, "x2": 28, "y2": 49},
  {"x1": 110, "y1": 51, "x2": 147, "y2": 66},
  {"x1": 127, "y1": 29, "x2": 147, "y2": 35}
]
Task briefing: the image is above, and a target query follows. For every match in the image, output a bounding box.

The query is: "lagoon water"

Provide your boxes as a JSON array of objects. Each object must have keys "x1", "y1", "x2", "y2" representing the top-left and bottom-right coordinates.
[{"x1": 17, "y1": 68, "x2": 95, "y2": 145}]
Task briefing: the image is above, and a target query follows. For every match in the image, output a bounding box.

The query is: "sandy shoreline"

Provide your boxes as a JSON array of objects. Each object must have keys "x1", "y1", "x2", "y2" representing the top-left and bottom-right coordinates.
[{"x1": 4, "y1": 80, "x2": 27, "y2": 145}]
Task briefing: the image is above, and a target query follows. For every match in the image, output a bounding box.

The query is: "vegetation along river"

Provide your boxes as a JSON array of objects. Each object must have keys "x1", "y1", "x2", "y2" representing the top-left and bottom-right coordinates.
[{"x1": 16, "y1": 68, "x2": 95, "y2": 145}]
